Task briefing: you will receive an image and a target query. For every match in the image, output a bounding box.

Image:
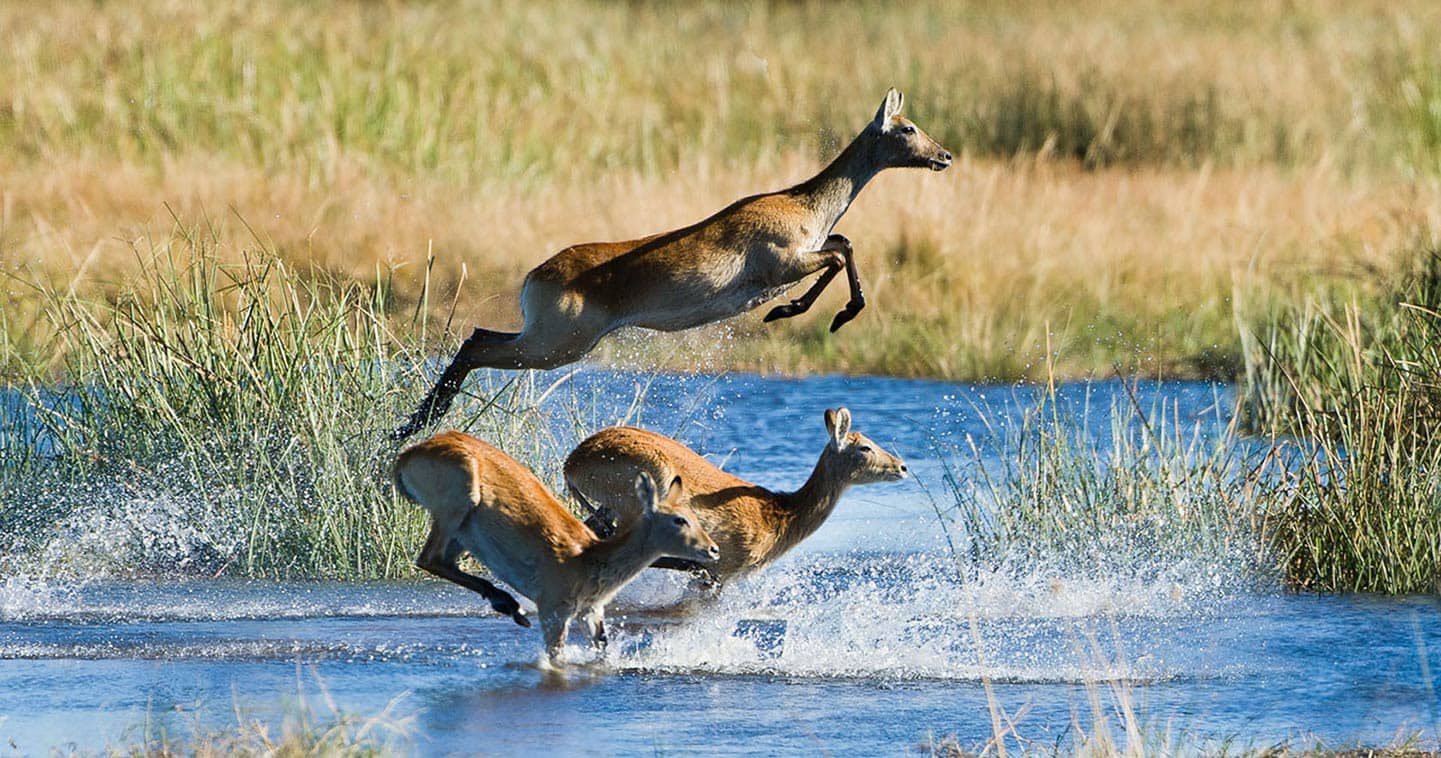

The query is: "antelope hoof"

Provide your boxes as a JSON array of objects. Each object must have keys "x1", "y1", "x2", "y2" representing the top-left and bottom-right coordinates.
[
  {"x1": 764, "y1": 302, "x2": 804, "y2": 322},
  {"x1": 830, "y1": 303, "x2": 863, "y2": 332},
  {"x1": 389, "y1": 388, "x2": 454, "y2": 441},
  {"x1": 826, "y1": 234, "x2": 853, "y2": 253},
  {"x1": 491, "y1": 595, "x2": 531, "y2": 627}
]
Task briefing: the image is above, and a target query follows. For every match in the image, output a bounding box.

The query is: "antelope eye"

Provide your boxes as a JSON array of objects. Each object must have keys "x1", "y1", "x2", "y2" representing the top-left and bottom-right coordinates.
[
  {"x1": 857, "y1": 445, "x2": 873, "y2": 452},
  {"x1": 898, "y1": 124, "x2": 916, "y2": 135},
  {"x1": 672, "y1": 516, "x2": 689, "y2": 527}
]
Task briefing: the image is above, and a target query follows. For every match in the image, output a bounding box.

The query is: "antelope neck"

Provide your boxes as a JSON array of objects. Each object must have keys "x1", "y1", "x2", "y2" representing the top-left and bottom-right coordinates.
[
  {"x1": 578, "y1": 522, "x2": 659, "y2": 589},
  {"x1": 792, "y1": 129, "x2": 887, "y2": 230},
  {"x1": 779, "y1": 449, "x2": 850, "y2": 530}
]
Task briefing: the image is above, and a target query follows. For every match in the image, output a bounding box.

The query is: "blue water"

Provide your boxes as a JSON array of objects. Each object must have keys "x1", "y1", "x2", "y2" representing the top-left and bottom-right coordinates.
[{"x1": 2, "y1": 372, "x2": 1439, "y2": 755}]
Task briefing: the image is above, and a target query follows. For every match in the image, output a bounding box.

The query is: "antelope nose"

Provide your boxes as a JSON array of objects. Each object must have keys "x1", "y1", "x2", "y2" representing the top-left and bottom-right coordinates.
[
  {"x1": 708, "y1": 545, "x2": 721, "y2": 560},
  {"x1": 939, "y1": 150, "x2": 953, "y2": 163}
]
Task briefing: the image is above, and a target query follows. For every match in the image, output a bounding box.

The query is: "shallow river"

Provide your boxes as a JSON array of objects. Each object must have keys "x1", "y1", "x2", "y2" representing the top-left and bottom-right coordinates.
[{"x1": 3, "y1": 373, "x2": 1439, "y2": 754}]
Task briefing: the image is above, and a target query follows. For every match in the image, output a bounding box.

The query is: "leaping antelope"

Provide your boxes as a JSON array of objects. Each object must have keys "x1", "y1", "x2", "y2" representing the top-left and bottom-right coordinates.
[
  {"x1": 392, "y1": 89, "x2": 952, "y2": 440},
  {"x1": 563, "y1": 408, "x2": 907, "y2": 586},
  {"x1": 393, "y1": 430, "x2": 719, "y2": 665}
]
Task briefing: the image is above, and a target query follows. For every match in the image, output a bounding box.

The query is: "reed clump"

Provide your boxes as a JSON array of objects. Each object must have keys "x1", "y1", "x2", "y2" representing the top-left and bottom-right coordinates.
[
  {"x1": 1242, "y1": 250, "x2": 1441, "y2": 593},
  {"x1": 0, "y1": 221, "x2": 575, "y2": 580},
  {"x1": 939, "y1": 382, "x2": 1274, "y2": 590}
]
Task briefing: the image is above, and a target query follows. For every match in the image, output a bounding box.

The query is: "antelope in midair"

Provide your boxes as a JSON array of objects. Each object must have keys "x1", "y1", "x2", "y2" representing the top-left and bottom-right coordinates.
[
  {"x1": 391, "y1": 89, "x2": 952, "y2": 440},
  {"x1": 393, "y1": 430, "x2": 720, "y2": 665},
  {"x1": 563, "y1": 408, "x2": 907, "y2": 585}
]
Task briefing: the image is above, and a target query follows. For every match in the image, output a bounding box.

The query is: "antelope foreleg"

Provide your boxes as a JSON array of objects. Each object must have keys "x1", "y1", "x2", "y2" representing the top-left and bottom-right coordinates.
[
  {"x1": 569, "y1": 486, "x2": 621, "y2": 539},
  {"x1": 650, "y1": 556, "x2": 719, "y2": 589},
  {"x1": 828, "y1": 242, "x2": 866, "y2": 333},
  {"x1": 763, "y1": 264, "x2": 842, "y2": 322},
  {"x1": 582, "y1": 608, "x2": 607, "y2": 652},
  {"x1": 763, "y1": 234, "x2": 852, "y2": 323}
]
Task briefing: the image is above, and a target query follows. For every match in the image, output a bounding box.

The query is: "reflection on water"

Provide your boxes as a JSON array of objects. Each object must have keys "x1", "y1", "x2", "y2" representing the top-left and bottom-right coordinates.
[{"x1": 2, "y1": 373, "x2": 1439, "y2": 753}]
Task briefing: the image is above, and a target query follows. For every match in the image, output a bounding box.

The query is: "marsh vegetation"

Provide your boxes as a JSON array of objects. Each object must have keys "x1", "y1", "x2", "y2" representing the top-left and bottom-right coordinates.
[
  {"x1": 2, "y1": 0, "x2": 1439, "y2": 591},
  {"x1": 2, "y1": 2, "x2": 1440, "y2": 752}
]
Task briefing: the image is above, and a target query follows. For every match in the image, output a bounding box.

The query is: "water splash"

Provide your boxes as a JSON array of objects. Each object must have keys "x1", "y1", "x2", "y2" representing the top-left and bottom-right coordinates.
[{"x1": 607, "y1": 552, "x2": 1243, "y2": 683}]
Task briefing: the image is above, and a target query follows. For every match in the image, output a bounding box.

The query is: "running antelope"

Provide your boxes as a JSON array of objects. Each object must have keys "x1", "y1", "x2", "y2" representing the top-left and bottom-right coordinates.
[
  {"x1": 563, "y1": 408, "x2": 907, "y2": 585},
  {"x1": 392, "y1": 89, "x2": 951, "y2": 440},
  {"x1": 392, "y1": 430, "x2": 720, "y2": 665}
]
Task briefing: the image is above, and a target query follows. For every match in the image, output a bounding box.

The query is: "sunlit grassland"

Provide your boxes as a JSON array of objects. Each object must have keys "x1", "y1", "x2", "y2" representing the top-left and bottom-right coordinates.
[{"x1": 4, "y1": 0, "x2": 1441, "y2": 381}]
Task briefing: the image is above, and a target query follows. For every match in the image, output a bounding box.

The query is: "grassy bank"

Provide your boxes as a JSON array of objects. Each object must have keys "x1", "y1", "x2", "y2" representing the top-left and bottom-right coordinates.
[{"x1": 4, "y1": 0, "x2": 1441, "y2": 381}]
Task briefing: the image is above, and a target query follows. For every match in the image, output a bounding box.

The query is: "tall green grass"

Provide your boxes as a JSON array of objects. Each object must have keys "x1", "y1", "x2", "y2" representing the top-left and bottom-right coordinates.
[
  {"x1": 0, "y1": 221, "x2": 581, "y2": 579},
  {"x1": 1242, "y1": 250, "x2": 1441, "y2": 593},
  {"x1": 937, "y1": 381, "x2": 1275, "y2": 589}
]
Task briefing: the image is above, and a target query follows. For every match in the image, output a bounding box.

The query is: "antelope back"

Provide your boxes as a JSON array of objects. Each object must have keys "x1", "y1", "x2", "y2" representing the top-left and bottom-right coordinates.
[{"x1": 397, "y1": 431, "x2": 592, "y2": 551}]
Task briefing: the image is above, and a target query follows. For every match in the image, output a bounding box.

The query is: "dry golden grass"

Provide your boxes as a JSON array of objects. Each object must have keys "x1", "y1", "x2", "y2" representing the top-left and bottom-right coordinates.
[
  {"x1": 8, "y1": 152, "x2": 1438, "y2": 380},
  {"x1": 5, "y1": 0, "x2": 1441, "y2": 380}
]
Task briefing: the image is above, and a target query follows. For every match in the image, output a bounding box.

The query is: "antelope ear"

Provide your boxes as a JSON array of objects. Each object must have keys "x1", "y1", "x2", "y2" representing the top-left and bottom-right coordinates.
[
  {"x1": 634, "y1": 472, "x2": 658, "y2": 514},
  {"x1": 825, "y1": 407, "x2": 852, "y2": 450},
  {"x1": 872, "y1": 88, "x2": 904, "y2": 130},
  {"x1": 665, "y1": 476, "x2": 684, "y2": 505}
]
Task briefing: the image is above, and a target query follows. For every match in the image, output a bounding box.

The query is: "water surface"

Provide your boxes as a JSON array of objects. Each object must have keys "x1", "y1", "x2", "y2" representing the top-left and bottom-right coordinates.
[{"x1": 2, "y1": 373, "x2": 1438, "y2": 754}]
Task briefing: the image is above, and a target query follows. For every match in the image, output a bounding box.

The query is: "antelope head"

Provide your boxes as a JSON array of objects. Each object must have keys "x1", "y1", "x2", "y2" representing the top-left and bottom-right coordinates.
[
  {"x1": 869, "y1": 88, "x2": 953, "y2": 172},
  {"x1": 824, "y1": 407, "x2": 909, "y2": 484},
  {"x1": 635, "y1": 473, "x2": 720, "y2": 564}
]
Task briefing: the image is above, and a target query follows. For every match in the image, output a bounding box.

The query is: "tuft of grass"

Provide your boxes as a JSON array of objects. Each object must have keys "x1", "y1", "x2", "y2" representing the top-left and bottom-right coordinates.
[
  {"x1": 937, "y1": 380, "x2": 1274, "y2": 589},
  {"x1": 0, "y1": 219, "x2": 581, "y2": 580},
  {"x1": 1241, "y1": 250, "x2": 1441, "y2": 593},
  {"x1": 120, "y1": 674, "x2": 413, "y2": 757}
]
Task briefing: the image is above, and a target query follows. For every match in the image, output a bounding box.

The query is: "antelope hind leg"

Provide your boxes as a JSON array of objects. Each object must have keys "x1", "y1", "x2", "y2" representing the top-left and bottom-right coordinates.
[
  {"x1": 416, "y1": 524, "x2": 531, "y2": 627},
  {"x1": 389, "y1": 327, "x2": 518, "y2": 441}
]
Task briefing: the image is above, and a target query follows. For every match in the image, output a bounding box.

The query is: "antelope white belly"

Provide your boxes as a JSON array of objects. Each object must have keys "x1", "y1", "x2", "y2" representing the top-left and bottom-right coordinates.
[{"x1": 456, "y1": 518, "x2": 541, "y2": 600}]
